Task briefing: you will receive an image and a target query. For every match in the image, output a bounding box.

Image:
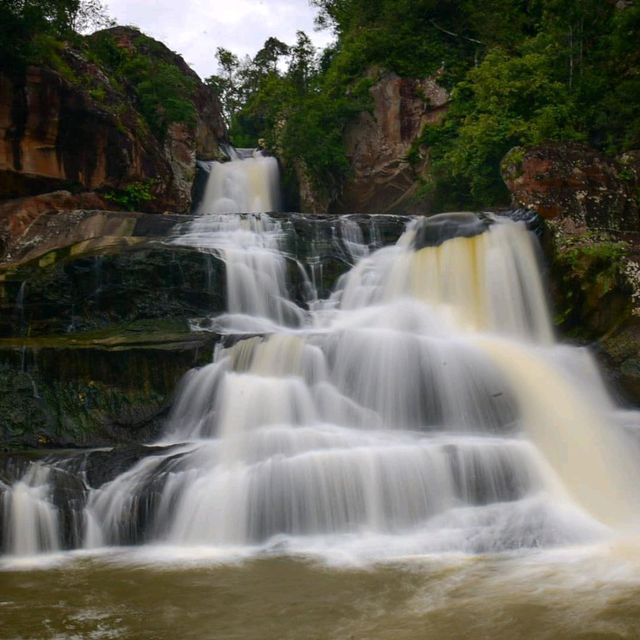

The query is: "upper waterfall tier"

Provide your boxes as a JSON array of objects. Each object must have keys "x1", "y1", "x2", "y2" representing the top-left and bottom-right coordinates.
[{"x1": 196, "y1": 148, "x2": 281, "y2": 214}]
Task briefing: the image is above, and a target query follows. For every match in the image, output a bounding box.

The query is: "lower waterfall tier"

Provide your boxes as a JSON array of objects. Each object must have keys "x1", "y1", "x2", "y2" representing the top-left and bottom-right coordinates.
[{"x1": 1, "y1": 210, "x2": 640, "y2": 561}]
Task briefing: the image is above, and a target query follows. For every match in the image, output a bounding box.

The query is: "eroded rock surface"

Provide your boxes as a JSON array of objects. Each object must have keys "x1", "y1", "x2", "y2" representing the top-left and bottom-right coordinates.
[
  {"x1": 0, "y1": 27, "x2": 226, "y2": 212},
  {"x1": 331, "y1": 72, "x2": 449, "y2": 214},
  {"x1": 501, "y1": 143, "x2": 640, "y2": 231}
]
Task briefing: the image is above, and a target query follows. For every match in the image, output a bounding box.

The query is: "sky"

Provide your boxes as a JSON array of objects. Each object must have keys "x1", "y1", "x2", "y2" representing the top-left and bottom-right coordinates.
[{"x1": 102, "y1": 0, "x2": 334, "y2": 80}]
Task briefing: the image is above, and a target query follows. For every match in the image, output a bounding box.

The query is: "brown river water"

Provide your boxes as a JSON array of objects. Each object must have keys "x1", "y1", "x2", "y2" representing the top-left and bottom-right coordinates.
[{"x1": 2, "y1": 543, "x2": 640, "y2": 640}]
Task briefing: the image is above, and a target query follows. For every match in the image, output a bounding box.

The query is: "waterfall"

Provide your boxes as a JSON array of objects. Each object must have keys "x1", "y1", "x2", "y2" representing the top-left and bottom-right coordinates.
[
  {"x1": 1, "y1": 465, "x2": 60, "y2": 556},
  {"x1": 196, "y1": 148, "x2": 281, "y2": 214},
  {"x1": 3, "y1": 158, "x2": 640, "y2": 561}
]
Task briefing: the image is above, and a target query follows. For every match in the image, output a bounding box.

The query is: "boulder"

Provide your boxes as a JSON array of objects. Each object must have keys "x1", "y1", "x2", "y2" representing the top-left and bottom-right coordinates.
[{"x1": 501, "y1": 143, "x2": 640, "y2": 231}]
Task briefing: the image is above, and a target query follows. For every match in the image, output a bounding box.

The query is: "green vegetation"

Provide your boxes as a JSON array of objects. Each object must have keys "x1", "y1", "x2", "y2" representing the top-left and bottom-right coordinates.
[
  {"x1": 88, "y1": 31, "x2": 197, "y2": 138},
  {"x1": 1, "y1": 3, "x2": 196, "y2": 141},
  {"x1": 207, "y1": 32, "x2": 368, "y2": 203},
  {"x1": 551, "y1": 228, "x2": 633, "y2": 334},
  {"x1": 0, "y1": 0, "x2": 112, "y2": 72},
  {"x1": 104, "y1": 181, "x2": 155, "y2": 211},
  {"x1": 217, "y1": 0, "x2": 640, "y2": 209}
]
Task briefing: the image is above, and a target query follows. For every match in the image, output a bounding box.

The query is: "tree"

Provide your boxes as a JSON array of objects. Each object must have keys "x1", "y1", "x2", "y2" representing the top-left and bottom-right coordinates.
[
  {"x1": 0, "y1": 0, "x2": 113, "y2": 71},
  {"x1": 206, "y1": 47, "x2": 243, "y2": 127}
]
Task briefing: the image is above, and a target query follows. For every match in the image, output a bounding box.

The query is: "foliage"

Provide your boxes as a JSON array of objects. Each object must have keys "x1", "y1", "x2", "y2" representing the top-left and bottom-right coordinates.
[
  {"x1": 105, "y1": 181, "x2": 154, "y2": 211},
  {"x1": 0, "y1": 0, "x2": 111, "y2": 72},
  {"x1": 214, "y1": 0, "x2": 640, "y2": 210},
  {"x1": 423, "y1": 44, "x2": 585, "y2": 206},
  {"x1": 210, "y1": 31, "x2": 367, "y2": 201},
  {"x1": 421, "y1": 1, "x2": 640, "y2": 208},
  {"x1": 89, "y1": 32, "x2": 197, "y2": 138}
]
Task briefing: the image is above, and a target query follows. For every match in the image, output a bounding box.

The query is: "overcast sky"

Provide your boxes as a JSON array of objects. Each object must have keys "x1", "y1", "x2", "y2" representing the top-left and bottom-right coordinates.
[{"x1": 102, "y1": 0, "x2": 334, "y2": 80}]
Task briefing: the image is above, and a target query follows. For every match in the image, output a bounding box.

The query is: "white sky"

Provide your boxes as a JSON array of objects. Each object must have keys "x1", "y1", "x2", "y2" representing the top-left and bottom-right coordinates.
[{"x1": 102, "y1": 0, "x2": 334, "y2": 80}]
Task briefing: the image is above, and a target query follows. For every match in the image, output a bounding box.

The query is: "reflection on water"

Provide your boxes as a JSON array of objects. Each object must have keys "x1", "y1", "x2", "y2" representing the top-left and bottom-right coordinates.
[{"x1": 2, "y1": 546, "x2": 640, "y2": 639}]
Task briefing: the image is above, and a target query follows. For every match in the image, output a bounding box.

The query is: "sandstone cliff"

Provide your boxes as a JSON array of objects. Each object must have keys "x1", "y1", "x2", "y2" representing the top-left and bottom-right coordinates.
[
  {"x1": 296, "y1": 71, "x2": 449, "y2": 214},
  {"x1": 0, "y1": 27, "x2": 226, "y2": 214}
]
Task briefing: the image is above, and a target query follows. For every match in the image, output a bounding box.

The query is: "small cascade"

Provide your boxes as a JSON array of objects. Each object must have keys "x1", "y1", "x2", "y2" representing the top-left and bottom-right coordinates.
[
  {"x1": 1, "y1": 465, "x2": 60, "y2": 556},
  {"x1": 196, "y1": 148, "x2": 281, "y2": 214},
  {"x1": 173, "y1": 213, "x2": 308, "y2": 328}
]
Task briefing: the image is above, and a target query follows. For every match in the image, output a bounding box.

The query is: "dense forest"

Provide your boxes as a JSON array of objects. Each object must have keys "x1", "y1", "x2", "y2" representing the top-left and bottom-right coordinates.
[{"x1": 209, "y1": 0, "x2": 640, "y2": 209}]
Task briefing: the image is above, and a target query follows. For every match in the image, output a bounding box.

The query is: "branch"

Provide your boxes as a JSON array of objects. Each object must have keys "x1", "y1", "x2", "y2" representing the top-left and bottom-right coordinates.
[{"x1": 429, "y1": 20, "x2": 485, "y2": 46}]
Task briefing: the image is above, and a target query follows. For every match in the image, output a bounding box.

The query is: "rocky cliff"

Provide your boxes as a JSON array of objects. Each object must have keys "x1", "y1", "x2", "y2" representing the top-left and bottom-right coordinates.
[
  {"x1": 333, "y1": 72, "x2": 448, "y2": 214},
  {"x1": 0, "y1": 26, "x2": 226, "y2": 214},
  {"x1": 296, "y1": 71, "x2": 449, "y2": 215},
  {"x1": 501, "y1": 143, "x2": 640, "y2": 231}
]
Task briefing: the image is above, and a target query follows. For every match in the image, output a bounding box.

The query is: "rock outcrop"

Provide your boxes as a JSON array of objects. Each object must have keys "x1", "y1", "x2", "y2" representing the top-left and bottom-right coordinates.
[
  {"x1": 0, "y1": 207, "x2": 409, "y2": 448},
  {"x1": 0, "y1": 27, "x2": 226, "y2": 213},
  {"x1": 501, "y1": 143, "x2": 640, "y2": 231},
  {"x1": 0, "y1": 208, "x2": 223, "y2": 448},
  {"x1": 326, "y1": 72, "x2": 448, "y2": 214}
]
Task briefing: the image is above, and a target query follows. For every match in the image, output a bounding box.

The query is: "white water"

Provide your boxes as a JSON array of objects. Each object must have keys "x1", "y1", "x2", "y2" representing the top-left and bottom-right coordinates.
[
  {"x1": 197, "y1": 148, "x2": 281, "y2": 214},
  {"x1": 2, "y1": 465, "x2": 60, "y2": 556},
  {"x1": 3, "y1": 152, "x2": 640, "y2": 563}
]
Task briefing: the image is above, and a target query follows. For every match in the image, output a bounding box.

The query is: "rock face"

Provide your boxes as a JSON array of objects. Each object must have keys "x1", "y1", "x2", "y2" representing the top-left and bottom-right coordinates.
[
  {"x1": 500, "y1": 141, "x2": 640, "y2": 405},
  {"x1": 0, "y1": 190, "x2": 116, "y2": 260},
  {"x1": 0, "y1": 207, "x2": 409, "y2": 448},
  {"x1": 0, "y1": 208, "x2": 223, "y2": 448},
  {"x1": 330, "y1": 72, "x2": 448, "y2": 214},
  {"x1": 501, "y1": 143, "x2": 640, "y2": 231},
  {"x1": 0, "y1": 27, "x2": 226, "y2": 212},
  {"x1": 547, "y1": 226, "x2": 640, "y2": 406}
]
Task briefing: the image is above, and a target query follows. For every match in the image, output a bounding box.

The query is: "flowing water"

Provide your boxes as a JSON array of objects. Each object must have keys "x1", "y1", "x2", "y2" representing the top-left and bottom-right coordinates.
[{"x1": 3, "y1": 152, "x2": 640, "y2": 638}]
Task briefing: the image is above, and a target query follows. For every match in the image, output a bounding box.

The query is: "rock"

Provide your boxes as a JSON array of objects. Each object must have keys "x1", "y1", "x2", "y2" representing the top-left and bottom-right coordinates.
[
  {"x1": 0, "y1": 207, "x2": 184, "y2": 265},
  {"x1": 501, "y1": 142, "x2": 640, "y2": 231},
  {"x1": 0, "y1": 191, "x2": 116, "y2": 260},
  {"x1": 295, "y1": 158, "x2": 331, "y2": 214},
  {"x1": 547, "y1": 220, "x2": 640, "y2": 406},
  {"x1": 0, "y1": 209, "x2": 413, "y2": 447},
  {"x1": 102, "y1": 27, "x2": 226, "y2": 163},
  {"x1": 79, "y1": 444, "x2": 185, "y2": 489},
  {"x1": 333, "y1": 71, "x2": 448, "y2": 214},
  {"x1": 0, "y1": 27, "x2": 227, "y2": 212},
  {"x1": 0, "y1": 64, "x2": 180, "y2": 209},
  {"x1": 0, "y1": 211, "x2": 207, "y2": 337},
  {"x1": 0, "y1": 328, "x2": 217, "y2": 448},
  {"x1": 412, "y1": 212, "x2": 492, "y2": 250}
]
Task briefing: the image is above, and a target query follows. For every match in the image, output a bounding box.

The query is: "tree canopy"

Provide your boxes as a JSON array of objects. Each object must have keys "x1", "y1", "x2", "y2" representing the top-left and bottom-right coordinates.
[{"x1": 217, "y1": 0, "x2": 640, "y2": 209}]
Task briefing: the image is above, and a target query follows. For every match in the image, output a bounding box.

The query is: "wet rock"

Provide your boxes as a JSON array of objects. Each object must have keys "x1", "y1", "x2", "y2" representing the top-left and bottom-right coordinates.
[
  {"x1": 546, "y1": 221, "x2": 640, "y2": 406},
  {"x1": 0, "y1": 327, "x2": 216, "y2": 448},
  {"x1": 0, "y1": 191, "x2": 115, "y2": 261},
  {"x1": 412, "y1": 212, "x2": 492, "y2": 250},
  {"x1": 80, "y1": 444, "x2": 185, "y2": 489}
]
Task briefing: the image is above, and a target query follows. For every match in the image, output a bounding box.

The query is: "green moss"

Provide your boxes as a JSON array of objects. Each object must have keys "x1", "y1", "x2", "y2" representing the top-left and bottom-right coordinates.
[
  {"x1": 89, "y1": 85, "x2": 107, "y2": 102},
  {"x1": 552, "y1": 234, "x2": 632, "y2": 338}
]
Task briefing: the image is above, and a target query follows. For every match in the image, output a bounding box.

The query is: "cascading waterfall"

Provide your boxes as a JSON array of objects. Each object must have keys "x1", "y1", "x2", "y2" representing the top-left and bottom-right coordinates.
[{"x1": 3, "y1": 151, "x2": 640, "y2": 562}]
